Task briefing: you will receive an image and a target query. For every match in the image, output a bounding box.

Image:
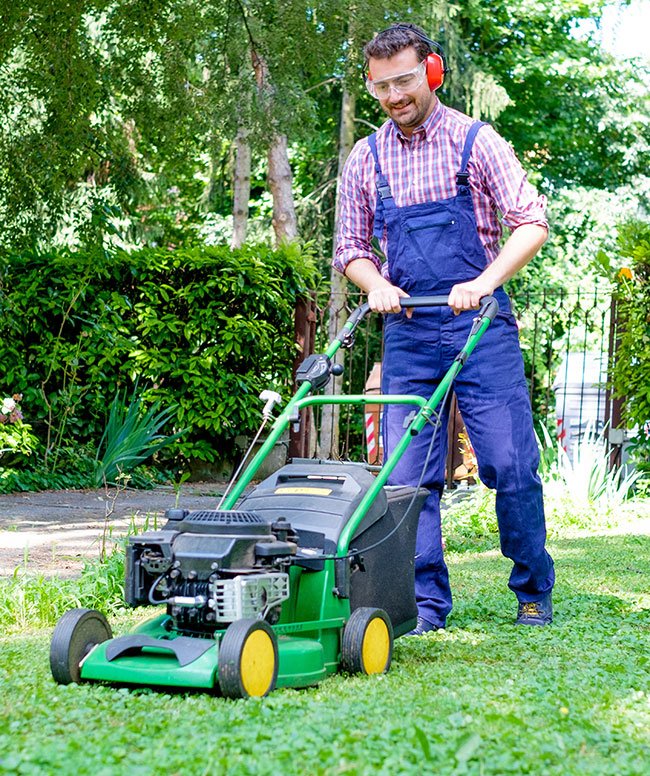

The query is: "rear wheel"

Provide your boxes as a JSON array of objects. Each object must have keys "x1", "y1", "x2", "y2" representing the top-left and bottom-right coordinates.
[
  {"x1": 341, "y1": 607, "x2": 393, "y2": 675},
  {"x1": 50, "y1": 608, "x2": 112, "y2": 684},
  {"x1": 218, "y1": 619, "x2": 279, "y2": 699}
]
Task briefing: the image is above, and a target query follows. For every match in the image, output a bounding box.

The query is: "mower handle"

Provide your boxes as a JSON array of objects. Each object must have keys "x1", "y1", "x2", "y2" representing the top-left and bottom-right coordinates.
[
  {"x1": 399, "y1": 295, "x2": 449, "y2": 308},
  {"x1": 337, "y1": 295, "x2": 498, "y2": 348},
  {"x1": 399, "y1": 295, "x2": 499, "y2": 320},
  {"x1": 342, "y1": 295, "x2": 449, "y2": 331}
]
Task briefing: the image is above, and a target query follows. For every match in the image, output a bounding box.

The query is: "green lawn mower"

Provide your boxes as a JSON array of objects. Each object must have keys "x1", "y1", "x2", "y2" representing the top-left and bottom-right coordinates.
[{"x1": 50, "y1": 295, "x2": 498, "y2": 698}]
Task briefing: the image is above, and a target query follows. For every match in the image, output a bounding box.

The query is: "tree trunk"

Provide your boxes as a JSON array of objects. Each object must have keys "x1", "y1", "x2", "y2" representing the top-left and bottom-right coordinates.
[
  {"x1": 231, "y1": 125, "x2": 251, "y2": 248},
  {"x1": 267, "y1": 133, "x2": 298, "y2": 244},
  {"x1": 251, "y1": 48, "x2": 298, "y2": 246},
  {"x1": 317, "y1": 84, "x2": 357, "y2": 459}
]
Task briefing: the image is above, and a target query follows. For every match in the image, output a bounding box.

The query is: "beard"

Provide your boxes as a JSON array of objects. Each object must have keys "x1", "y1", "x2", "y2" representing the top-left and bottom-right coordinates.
[{"x1": 383, "y1": 93, "x2": 435, "y2": 132}]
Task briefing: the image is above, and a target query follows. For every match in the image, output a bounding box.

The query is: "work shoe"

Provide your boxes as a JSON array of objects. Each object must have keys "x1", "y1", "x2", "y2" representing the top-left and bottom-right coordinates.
[
  {"x1": 515, "y1": 594, "x2": 553, "y2": 626},
  {"x1": 405, "y1": 616, "x2": 440, "y2": 636}
]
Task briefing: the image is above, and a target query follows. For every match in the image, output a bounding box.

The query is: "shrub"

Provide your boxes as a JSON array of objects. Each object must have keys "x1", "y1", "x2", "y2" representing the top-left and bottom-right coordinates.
[
  {"x1": 0, "y1": 394, "x2": 39, "y2": 466},
  {"x1": 595, "y1": 218, "x2": 650, "y2": 469},
  {"x1": 0, "y1": 243, "x2": 318, "y2": 472}
]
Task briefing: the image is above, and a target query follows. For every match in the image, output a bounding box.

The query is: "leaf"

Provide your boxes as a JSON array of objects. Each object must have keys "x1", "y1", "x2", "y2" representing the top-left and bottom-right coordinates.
[
  {"x1": 455, "y1": 732, "x2": 482, "y2": 765},
  {"x1": 413, "y1": 725, "x2": 433, "y2": 762}
]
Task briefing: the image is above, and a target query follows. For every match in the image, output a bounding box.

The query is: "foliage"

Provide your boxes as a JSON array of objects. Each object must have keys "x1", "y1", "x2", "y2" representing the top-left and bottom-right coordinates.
[
  {"x1": 0, "y1": 1, "x2": 648, "y2": 257},
  {"x1": 441, "y1": 487, "x2": 499, "y2": 553},
  {"x1": 0, "y1": 244, "x2": 318, "y2": 477},
  {"x1": 1, "y1": 511, "x2": 649, "y2": 773},
  {"x1": 0, "y1": 548, "x2": 127, "y2": 632},
  {"x1": 468, "y1": 1, "x2": 650, "y2": 190},
  {"x1": 594, "y1": 218, "x2": 650, "y2": 467},
  {"x1": 539, "y1": 422, "x2": 641, "y2": 509},
  {"x1": 93, "y1": 387, "x2": 181, "y2": 487},
  {"x1": 442, "y1": 423, "x2": 644, "y2": 552},
  {"x1": 0, "y1": 394, "x2": 39, "y2": 465},
  {"x1": 0, "y1": 511, "x2": 158, "y2": 630}
]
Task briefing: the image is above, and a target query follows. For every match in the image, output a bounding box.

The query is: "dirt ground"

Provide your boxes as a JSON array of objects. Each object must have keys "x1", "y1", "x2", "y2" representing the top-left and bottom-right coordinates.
[{"x1": 0, "y1": 483, "x2": 225, "y2": 577}]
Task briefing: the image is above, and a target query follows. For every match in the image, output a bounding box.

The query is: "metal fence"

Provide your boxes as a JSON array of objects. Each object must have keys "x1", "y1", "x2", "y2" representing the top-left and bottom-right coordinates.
[{"x1": 290, "y1": 284, "x2": 624, "y2": 482}]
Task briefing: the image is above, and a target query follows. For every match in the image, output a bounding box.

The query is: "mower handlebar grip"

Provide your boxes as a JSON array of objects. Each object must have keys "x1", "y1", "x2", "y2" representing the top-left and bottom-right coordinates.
[
  {"x1": 399, "y1": 295, "x2": 499, "y2": 319},
  {"x1": 345, "y1": 294, "x2": 499, "y2": 329},
  {"x1": 399, "y1": 295, "x2": 449, "y2": 308}
]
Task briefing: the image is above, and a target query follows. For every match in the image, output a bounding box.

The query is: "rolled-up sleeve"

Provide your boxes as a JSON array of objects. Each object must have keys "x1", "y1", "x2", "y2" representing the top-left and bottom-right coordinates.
[
  {"x1": 473, "y1": 126, "x2": 548, "y2": 233},
  {"x1": 334, "y1": 141, "x2": 382, "y2": 275}
]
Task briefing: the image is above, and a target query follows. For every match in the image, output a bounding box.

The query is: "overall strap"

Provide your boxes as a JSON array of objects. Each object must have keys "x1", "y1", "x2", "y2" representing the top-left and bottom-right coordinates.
[
  {"x1": 367, "y1": 132, "x2": 394, "y2": 240},
  {"x1": 456, "y1": 121, "x2": 488, "y2": 189}
]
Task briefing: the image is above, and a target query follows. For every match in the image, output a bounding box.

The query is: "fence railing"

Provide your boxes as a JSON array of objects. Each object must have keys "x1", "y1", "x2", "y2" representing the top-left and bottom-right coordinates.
[{"x1": 290, "y1": 284, "x2": 624, "y2": 482}]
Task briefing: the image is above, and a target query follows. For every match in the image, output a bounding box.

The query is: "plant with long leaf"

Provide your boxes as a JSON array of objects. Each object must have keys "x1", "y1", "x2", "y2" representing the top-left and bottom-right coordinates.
[
  {"x1": 536, "y1": 421, "x2": 641, "y2": 509},
  {"x1": 93, "y1": 387, "x2": 182, "y2": 487}
]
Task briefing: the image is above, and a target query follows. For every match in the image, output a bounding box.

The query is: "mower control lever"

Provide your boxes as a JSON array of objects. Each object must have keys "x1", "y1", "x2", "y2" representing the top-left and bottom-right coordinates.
[{"x1": 477, "y1": 295, "x2": 499, "y2": 322}]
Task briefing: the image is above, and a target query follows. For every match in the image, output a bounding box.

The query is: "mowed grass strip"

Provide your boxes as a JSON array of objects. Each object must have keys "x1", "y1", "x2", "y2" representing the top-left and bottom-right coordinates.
[{"x1": 0, "y1": 522, "x2": 648, "y2": 775}]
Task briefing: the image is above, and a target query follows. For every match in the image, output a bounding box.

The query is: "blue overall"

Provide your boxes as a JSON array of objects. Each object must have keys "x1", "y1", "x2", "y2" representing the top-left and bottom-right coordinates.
[{"x1": 368, "y1": 122, "x2": 554, "y2": 627}]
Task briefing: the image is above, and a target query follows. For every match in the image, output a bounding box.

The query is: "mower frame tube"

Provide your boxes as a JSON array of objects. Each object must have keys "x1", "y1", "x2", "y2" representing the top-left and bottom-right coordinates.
[{"x1": 220, "y1": 296, "x2": 498, "y2": 523}]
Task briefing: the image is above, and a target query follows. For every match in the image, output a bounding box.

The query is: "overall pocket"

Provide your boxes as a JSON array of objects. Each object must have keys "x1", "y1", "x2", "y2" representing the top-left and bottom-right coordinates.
[{"x1": 403, "y1": 211, "x2": 461, "y2": 274}]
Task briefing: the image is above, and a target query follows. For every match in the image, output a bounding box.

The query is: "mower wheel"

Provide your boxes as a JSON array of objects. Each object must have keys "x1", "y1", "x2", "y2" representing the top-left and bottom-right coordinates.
[
  {"x1": 218, "y1": 619, "x2": 279, "y2": 699},
  {"x1": 50, "y1": 608, "x2": 112, "y2": 685},
  {"x1": 341, "y1": 607, "x2": 393, "y2": 675}
]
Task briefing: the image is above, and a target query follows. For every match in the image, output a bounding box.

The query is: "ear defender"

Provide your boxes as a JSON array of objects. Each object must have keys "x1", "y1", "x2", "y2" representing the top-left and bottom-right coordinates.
[
  {"x1": 424, "y1": 51, "x2": 445, "y2": 91},
  {"x1": 368, "y1": 24, "x2": 448, "y2": 92}
]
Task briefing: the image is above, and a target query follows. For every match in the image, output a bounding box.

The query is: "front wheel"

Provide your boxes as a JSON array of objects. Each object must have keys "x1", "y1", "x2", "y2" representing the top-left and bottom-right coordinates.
[
  {"x1": 50, "y1": 608, "x2": 112, "y2": 684},
  {"x1": 341, "y1": 607, "x2": 393, "y2": 675},
  {"x1": 218, "y1": 619, "x2": 279, "y2": 699}
]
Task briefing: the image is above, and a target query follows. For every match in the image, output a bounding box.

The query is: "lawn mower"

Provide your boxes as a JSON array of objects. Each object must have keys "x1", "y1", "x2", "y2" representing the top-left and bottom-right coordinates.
[{"x1": 49, "y1": 295, "x2": 498, "y2": 698}]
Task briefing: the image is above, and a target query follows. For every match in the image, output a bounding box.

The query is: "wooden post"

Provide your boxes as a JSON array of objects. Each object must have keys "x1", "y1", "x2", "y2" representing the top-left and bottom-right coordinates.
[
  {"x1": 605, "y1": 295, "x2": 625, "y2": 469},
  {"x1": 289, "y1": 296, "x2": 316, "y2": 459}
]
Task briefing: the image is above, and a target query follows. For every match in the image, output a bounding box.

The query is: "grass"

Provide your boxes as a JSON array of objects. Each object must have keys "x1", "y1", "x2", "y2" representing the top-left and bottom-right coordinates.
[
  {"x1": 1, "y1": 496, "x2": 649, "y2": 775},
  {"x1": 0, "y1": 514, "x2": 158, "y2": 631}
]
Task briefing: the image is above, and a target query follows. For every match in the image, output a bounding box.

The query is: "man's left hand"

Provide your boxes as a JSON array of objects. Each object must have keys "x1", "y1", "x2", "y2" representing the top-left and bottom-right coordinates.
[{"x1": 448, "y1": 278, "x2": 495, "y2": 315}]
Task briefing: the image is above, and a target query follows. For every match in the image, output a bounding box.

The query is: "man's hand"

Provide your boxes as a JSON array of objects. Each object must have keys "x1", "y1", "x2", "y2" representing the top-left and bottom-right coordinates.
[
  {"x1": 367, "y1": 284, "x2": 411, "y2": 315},
  {"x1": 448, "y1": 277, "x2": 495, "y2": 315},
  {"x1": 447, "y1": 223, "x2": 548, "y2": 314},
  {"x1": 343, "y1": 259, "x2": 412, "y2": 317}
]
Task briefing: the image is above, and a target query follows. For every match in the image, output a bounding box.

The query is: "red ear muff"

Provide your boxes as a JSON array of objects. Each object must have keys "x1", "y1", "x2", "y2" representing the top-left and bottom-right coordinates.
[{"x1": 425, "y1": 52, "x2": 445, "y2": 91}]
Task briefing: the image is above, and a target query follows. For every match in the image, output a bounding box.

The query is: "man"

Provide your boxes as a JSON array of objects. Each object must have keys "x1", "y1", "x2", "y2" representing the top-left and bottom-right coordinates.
[{"x1": 334, "y1": 23, "x2": 555, "y2": 633}]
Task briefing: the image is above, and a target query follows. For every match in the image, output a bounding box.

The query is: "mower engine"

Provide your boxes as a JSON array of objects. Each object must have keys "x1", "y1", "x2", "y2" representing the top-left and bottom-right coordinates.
[{"x1": 125, "y1": 509, "x2": 297, "y2": 635}]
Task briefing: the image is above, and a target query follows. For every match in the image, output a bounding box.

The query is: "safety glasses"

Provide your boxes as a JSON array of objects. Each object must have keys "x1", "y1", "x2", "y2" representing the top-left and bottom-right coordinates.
[{"x1": 365, "y1": 60, "x2": 427, "y2": 100}]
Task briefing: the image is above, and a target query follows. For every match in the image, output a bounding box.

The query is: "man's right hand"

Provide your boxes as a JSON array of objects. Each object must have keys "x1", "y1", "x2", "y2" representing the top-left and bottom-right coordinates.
[
  {"x1": 367, "y1": 284, "x2": 412, "y2": 316},
  {"x1": 343, "y1": 258, "x2": 411, "y2": 316}
]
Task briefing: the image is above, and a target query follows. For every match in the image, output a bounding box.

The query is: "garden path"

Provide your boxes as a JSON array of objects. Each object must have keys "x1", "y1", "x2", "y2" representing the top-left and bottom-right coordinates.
[{"x1": 0, "y1": 483, "x2": 225, "y2": 577}]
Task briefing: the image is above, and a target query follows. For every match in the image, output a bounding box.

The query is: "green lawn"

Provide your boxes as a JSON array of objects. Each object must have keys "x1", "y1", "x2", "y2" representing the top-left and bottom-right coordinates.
[{"x1": 1, "y1": 511, "x2": 649, "y2": 775}]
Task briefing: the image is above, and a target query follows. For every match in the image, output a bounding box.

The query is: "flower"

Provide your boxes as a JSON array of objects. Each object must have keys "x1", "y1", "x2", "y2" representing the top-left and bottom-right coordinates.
[
  {"x1": 1, "y1": 398, "x2": 16, "y2": 416},
  {"x1": 1, "y1": 394, "x2": 24, "y2": 424},
  {"x1": 618, "y1": 267, "x2": 633, "y2": 280}
]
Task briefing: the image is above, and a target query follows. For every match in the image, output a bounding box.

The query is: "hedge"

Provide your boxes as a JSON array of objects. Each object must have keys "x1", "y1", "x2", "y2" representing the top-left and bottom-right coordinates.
[{"x1": 0, "y1": 244, "x2": 318, "y2": 466}]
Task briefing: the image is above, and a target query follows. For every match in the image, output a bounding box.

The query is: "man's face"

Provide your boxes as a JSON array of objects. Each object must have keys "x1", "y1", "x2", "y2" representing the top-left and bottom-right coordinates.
[{"x1": 368, "y1": 47, "x2": 436, "y2": 134}]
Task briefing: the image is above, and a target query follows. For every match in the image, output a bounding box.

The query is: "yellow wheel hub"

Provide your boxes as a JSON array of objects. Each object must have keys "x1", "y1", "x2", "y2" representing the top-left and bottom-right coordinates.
[
  {"x1": 361, "y1": 617, "x2": 390, "y2": 674},
  {"x1": 240, "y1": 629, "x2": 276, "y2": 697}
]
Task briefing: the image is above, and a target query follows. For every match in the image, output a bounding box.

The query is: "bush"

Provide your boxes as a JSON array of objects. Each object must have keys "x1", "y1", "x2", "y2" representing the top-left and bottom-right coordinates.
[
  {"x1": 0, "y1": 394, "x2": 39, "y2": 466},
  {"x1": 598, "y1": 219, "x2": 650, "y2": 468},
  {"x1": 0, "y1": 243, "x2": 318, "y2": 472}
]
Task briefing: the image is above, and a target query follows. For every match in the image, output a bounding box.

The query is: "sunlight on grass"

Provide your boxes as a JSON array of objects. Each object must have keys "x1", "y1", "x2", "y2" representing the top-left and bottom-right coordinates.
[{"x1": 1, "y1": 485, "x2": 648, "y2": 774}]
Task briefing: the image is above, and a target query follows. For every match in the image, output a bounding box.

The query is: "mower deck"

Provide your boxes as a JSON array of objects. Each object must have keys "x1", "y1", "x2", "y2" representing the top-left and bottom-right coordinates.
[{"x1": 80, "y1": 615, "x2": 338, "y2": 690}]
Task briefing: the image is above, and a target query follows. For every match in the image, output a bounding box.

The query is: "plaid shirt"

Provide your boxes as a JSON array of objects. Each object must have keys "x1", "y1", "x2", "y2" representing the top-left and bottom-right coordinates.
[{"x1": 334, "y1": 99, "x2": 548, "y2": 276}]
